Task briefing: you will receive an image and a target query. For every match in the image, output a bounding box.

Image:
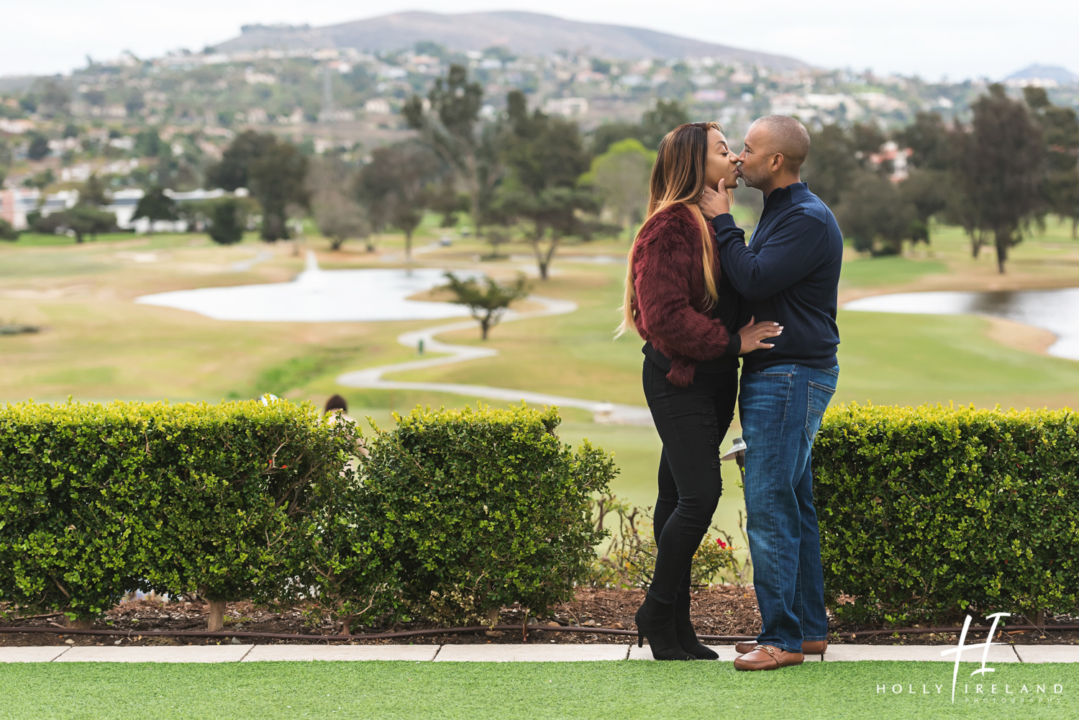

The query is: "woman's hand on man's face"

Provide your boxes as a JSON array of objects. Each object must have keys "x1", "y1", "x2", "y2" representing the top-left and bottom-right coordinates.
[{"x1": 699, "y1": 179, "x2": 731, "y2": 220}]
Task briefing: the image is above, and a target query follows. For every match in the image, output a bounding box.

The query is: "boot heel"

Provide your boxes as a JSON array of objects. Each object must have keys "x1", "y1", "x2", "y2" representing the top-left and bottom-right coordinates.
[{"x1": 637, "y1": 629, "x2": 643, "y2": 648}]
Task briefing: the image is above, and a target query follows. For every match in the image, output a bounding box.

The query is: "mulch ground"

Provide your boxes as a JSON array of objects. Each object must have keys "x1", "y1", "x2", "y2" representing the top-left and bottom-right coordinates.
[{"x1": 2, "y1": 586, "x2": 1076, "y2": 648}]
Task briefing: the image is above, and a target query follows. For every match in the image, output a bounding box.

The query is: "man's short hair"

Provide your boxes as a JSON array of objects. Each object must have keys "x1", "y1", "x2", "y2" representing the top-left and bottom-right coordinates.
[{"x1": 752, "y1": 115, "x2": 811, "y2": 172}]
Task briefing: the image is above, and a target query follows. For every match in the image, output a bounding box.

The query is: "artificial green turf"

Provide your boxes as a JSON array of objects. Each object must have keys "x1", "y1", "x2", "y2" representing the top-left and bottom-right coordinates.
[{"x1": 0, "y1": 661, "x2": 1074, "y2": 719}]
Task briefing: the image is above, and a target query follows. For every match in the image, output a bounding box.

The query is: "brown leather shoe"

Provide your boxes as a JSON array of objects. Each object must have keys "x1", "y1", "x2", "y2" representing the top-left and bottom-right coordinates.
[
  {"x1": 736, "y1": 640, "x2": 827, "y2": 655},
  {"x1": 734, "y1": 645, "x2": 805, "y2": 671}
]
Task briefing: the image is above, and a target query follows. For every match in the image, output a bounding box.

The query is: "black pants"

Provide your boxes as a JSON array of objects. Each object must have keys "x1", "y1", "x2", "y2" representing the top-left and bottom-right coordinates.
[{"x1": 643, "y1": 358, "x2": 738, "y2": 605}]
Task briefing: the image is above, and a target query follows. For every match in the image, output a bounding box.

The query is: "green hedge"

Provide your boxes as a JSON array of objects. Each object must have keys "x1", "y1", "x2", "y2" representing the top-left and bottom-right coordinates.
[
  {"x1": 356, "y1": 404, "x2": 614, "y2": 625},
  {"x1": 0, "y1": 400, "x2": 614, "y2": 629},
  {"x1": 0, "y1": 400, "x2": 356, "y2": 621},
  {"x1": 814, "y1": 404, "x2": 1079, "y2": 623}
]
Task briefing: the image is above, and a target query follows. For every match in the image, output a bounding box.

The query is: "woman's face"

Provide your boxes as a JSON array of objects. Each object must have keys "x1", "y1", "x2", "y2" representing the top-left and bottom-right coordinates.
[{"x1": 704, "y1": 128, "x2": 739, "y2": 191}]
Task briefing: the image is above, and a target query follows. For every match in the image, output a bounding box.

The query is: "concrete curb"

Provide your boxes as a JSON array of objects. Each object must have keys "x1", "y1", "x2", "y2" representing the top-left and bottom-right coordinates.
[{"x1": 2, "y1": 644, "x2": 1075, "y2": 663}]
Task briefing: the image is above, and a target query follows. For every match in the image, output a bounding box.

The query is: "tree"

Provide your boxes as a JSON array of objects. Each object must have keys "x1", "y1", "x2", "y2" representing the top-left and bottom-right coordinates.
[
  {"x1": 443, "y1": 272, "x2": 529, "y2": 339},
  {"x1": 132, "y1": 186, "x2": 178, "y2": 232},
  {"x1": 580, "y1": 138, "x2": 654, "y2": 239},
  {"x1": 428, "y1": 178, "x2": 469, "y2": 228},
  {"x1": 938, "y1": 125, "x2": 989, "y2": 258},
  {"x1": 308, "y1": 156, "x2": 368, "y2": 251},
  {"x1": 481, "y1": 227, "x2": 511, "y2": 260},
  {"x1": 899, "y1": 169, "x2": 949, "y2": 244},
  {"x1": 802, "y1": 124, "x2": 857, "y2": 206},
  {"x1": 205, "y1": 130, "x2": 277, "y2": 191},
  {"x1": 33, "y1": 206, "x2": 117, "y2": 244},
  {"x1": 77, "y1": 173, "x2": 109, "y2": 208},
  {"x1": 22, "y1": 168, "x2": 55, "y2": 189},
  {"x1": 0, "y1": 219, "x2": 18, "y2": 241},
  {"x1": 403, "y1": 65, "x2": 486, "y2": 234},
  {"x1": 894, "y1": 112, "x2": 952, "y2": 172},
  {"x1": 961, "y1": 84, "x2": 1045, "y2": 273},
  {"x1": 38, "y1": 79, "x2": 70, "y2": 117},
  {"x1": 1024, "y1": 87, "x2": 1079, "y2": 238},
  {"x1": 836, "y1": 173, "x2": 920, "y2": 256},
  {"x1": 314, "y1": 192, "x2": 368, "y2": 251},
  {"x1": 207, "y1": 198, "x2": 246, "y2": 245},
  {"x1": 590, "y1": 121, "x2": 643, "y2": 156},
  {"x1": 356, "y1": 142, "x2": 439, "y2": 260},
  {"x1": 134, "y1": 130, "x2": 166, "y2": 158},
  {"x1": 640, "y1": 100, "x2": 690, "y2": 150},
  {"x1": 27, "y1": 134, "x2": 50, "y2": 161},
  {"x1": 247, "y1": 140, "x2": 310, "y2": 242},
  {"x1": 496, "y1": 92, "x2": 595, "y2": 279},
  {"x1": 851, "y1": 122, "x2": 887, "y2": 160}
]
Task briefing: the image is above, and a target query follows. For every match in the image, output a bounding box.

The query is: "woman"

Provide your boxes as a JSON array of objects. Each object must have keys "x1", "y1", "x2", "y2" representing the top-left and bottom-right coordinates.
[{"x1": 617, "y1": 122, "x2": 782, "y2": 660}]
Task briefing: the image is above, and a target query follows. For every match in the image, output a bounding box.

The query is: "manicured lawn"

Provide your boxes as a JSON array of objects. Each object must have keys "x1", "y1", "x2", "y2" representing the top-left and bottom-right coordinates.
[
  {"x1": 0, "y1": 661, "x2": 1074, "y2": 719},
  {"x1": 840, "y1": 253, "x2": 948, "y2": 288}
]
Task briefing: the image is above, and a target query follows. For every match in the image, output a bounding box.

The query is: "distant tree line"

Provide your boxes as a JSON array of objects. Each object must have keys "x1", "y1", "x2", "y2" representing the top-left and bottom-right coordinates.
[
  {"x1": 20, "y1": 65, "x2": 1077, "y2": 278},
  {"x1": 804, "y1": 85, "x2": 1079, "y2": 273},
  {"x1": 198, "y1": 63, "x2": 687, "y2": 279}
]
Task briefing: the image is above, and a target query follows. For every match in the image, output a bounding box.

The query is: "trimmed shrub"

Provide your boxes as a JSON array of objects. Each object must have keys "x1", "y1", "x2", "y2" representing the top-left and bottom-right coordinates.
[
  {"x1": 356, "y1": 404, "x2": 616, "y2": 625},
  {"x1": 0, "y1": 400, "x2": 357, "y2": 622},
  {"x1": 814, "y1": 403, "x2": 1079, "y2": 624}
]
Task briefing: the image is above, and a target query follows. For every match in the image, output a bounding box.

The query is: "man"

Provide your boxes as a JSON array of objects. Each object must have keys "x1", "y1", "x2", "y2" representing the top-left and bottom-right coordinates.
[{"x1": 699, "y1": 116, "x2": 843, "y2": 671}]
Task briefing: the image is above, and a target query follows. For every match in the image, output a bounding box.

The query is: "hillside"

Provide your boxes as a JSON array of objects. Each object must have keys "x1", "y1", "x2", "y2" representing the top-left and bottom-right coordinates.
[
  {"x1": 215, "y1": 11, "x2": 809, "y2": 70},
  {"x1": 1006, "y1": 64, "x2": 1079, "y2": 85}
]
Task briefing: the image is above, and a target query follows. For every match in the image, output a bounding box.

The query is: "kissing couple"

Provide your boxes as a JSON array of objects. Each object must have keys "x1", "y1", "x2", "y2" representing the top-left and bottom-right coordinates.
[{"x1": 618, "y1": 115, "x2": 843, "y2": 670}]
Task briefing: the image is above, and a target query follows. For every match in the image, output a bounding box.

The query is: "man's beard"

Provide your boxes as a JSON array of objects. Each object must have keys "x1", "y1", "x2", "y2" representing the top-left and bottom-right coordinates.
[{"x1": 740, "y1": 165, "x2": 767, "y2": 189}]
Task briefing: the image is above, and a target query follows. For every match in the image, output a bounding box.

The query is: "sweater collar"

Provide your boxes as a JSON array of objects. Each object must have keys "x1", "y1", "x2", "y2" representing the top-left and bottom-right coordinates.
[{"x1": 762, "y1": 182, "x2": 808, "y2": 215}]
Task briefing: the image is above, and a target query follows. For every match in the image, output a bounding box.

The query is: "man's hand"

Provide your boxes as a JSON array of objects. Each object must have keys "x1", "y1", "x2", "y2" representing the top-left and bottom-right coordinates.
[
  {"x1": 737, "y1": 316, "x2": 782, "y2": 355},
  {"x1": 699, "y1": 179, "x2": 731, "y2": 220}
]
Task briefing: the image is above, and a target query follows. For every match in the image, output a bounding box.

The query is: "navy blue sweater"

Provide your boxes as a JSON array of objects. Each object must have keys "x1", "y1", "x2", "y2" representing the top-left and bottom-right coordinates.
[{"x1": 710, "y1": 182, "x2": 843, "y2": 373}]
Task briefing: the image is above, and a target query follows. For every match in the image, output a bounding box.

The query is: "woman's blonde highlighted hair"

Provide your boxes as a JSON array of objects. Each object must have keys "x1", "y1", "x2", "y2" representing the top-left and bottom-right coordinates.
[{"x1": 616, "y1": 122, "x2": 733, "y2": 338}]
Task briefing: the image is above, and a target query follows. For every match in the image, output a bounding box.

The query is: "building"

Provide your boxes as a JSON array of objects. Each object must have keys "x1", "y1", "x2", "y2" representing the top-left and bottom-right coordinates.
[{"x1": 543, "y1": 97, "x2": 589, "y2": 118}]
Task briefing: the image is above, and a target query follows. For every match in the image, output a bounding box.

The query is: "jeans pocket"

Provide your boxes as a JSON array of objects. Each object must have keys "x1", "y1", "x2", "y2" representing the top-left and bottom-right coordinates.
[{"x1": 805, "y1": 380, "x2": 836, "y2": 441}]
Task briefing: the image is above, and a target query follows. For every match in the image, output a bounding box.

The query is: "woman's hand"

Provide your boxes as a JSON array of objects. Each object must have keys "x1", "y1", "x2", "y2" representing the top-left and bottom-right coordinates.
[
  {"x1": 699, "y1": 179, "x2": 731, "y2": 220},
  {"x1": 738, "y1": 316, "x2": 782, "y2": 355}
]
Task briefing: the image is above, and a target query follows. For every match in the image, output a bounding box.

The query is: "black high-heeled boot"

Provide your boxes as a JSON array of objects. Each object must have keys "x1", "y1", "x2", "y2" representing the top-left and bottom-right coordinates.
[
  {"x1": 675, "y1": 593, "x2": 719, "y2": 660},
  {"x1": 635, "y1": 595, "x2": 695, "y2": 661}
]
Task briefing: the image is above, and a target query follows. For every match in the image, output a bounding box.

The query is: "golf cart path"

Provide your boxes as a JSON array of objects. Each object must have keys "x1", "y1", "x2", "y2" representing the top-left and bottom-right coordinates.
[{"x1": 336, "y1": 295, "x2": 654, "y2": 426}]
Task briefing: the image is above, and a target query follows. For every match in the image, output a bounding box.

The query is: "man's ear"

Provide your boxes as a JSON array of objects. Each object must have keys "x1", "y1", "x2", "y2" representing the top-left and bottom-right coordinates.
[{"x1": 770, "y1": 153, "x2": 786, "y2": 173}]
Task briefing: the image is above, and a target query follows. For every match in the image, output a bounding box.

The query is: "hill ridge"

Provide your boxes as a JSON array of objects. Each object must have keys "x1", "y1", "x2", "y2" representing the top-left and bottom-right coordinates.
[{"x1": 215, "y1": 10, "x2": 809, "y2": 70}]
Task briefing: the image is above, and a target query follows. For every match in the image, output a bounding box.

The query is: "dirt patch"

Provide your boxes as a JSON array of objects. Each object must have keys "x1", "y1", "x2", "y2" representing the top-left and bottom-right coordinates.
[
  {"x1": 2, "y1": 588, "x2": 1076, "y2": 648},
  {"x1": 983, "y1": 316, "x2": 1058, "y2": 356}
]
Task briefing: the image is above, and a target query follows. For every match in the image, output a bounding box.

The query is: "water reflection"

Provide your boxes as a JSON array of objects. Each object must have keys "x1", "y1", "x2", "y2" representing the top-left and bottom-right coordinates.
[
  {"x1": 137, "y1": 252, "x2": 481, "y2": 323},
  {"x1": 844, "y1": 288, "x2": 1079, "y2": 361}
]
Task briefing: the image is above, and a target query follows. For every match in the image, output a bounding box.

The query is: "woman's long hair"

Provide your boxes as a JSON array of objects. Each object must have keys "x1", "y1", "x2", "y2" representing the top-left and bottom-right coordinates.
[{"x1": 616, "y1": 121, "x2": 732, "y2": 338}]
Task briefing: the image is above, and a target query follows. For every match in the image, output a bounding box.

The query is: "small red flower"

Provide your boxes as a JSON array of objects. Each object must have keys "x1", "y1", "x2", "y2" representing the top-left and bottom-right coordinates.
[{"x1": 716, "y1": 539, "x2": 727, "y2": 549}]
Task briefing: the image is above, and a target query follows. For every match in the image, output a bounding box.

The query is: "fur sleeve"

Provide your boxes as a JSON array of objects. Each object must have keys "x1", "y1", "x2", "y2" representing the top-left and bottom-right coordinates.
[{"x1": 634, "y1": 212, "x2": 734, "y2": 374}]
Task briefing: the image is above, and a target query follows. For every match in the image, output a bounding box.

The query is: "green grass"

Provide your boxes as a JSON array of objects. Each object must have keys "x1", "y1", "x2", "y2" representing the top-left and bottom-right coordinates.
[
  {"x1": 0, "y1": 661, "x2": 1074, "y2": 719},
  {"x1": 840, "y1": 254, "x2": 948, "y2": 288},
  {"x1": 834, "y1": 310, "x2": 1079, "y2": 410}
]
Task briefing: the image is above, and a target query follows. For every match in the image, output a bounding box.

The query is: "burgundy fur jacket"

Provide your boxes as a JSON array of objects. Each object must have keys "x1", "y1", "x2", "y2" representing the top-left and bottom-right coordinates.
[{"x1": 632, "y1": 202, "x2": 738, "y2": 387}]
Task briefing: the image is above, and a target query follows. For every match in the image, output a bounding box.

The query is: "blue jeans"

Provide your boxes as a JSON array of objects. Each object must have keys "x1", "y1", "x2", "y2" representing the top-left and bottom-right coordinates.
[{"x1": 740, "y1": 363, "x2": 838, "y2": 654}]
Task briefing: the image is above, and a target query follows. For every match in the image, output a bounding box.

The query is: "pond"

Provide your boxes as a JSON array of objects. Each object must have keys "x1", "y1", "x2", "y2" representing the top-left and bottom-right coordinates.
[
  {"x1": 136, "y1": 253, "x2": 479, "y2": 322},
  {"x1": 844, "y1": 288, "x2": 1079, "y2": 361}
]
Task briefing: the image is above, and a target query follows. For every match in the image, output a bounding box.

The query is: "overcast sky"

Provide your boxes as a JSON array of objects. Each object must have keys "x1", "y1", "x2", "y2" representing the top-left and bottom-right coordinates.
[{"x1": 4, "y1": 0, "x2": 1077, "y2": 81}]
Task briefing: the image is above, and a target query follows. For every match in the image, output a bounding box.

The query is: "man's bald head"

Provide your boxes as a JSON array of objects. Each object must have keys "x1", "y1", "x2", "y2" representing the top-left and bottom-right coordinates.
[{"x1": 749, "y1": 115, "x2": 811, "y2": 172}]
